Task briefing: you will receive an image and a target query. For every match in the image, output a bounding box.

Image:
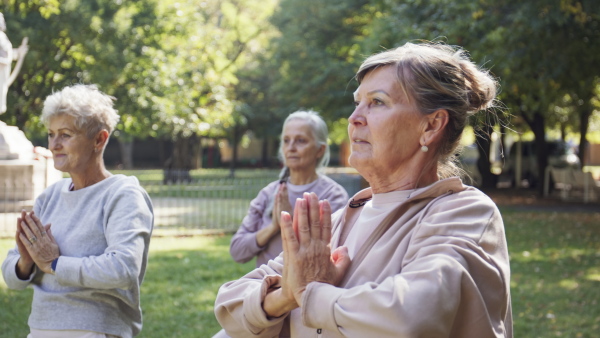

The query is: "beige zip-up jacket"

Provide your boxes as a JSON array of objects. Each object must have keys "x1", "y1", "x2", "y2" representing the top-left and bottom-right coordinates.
[{"x1": 215, "y1": 177, "x2": 512, "y2": 337}]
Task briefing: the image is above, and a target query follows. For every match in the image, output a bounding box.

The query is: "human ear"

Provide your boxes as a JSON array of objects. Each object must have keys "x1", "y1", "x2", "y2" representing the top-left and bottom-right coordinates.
[
  {"x1": 420, "y1": 109, "x2": 449, "y2": 148},
  {"x1": 94, "y1": 129, "x2": 110, "y2": 152},
  {"x1": 316, "y1": 144, "x2": 326, "y2": 161}
]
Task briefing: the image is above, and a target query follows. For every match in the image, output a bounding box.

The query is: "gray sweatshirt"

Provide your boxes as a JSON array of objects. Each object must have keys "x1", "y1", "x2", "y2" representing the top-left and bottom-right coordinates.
[{"x1": 1, "y1": 175, "x2": 154, "y2": 337}]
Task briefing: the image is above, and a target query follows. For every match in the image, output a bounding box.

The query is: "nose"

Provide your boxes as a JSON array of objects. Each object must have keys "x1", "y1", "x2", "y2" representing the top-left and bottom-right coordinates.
[
  {"x1": 49, "y1": 136, "x2": 60, "y2": 151},
  {"x1": 348, "y1": 103, "x2": 366, "y2": 126},
  {"x1": 287, "y1": 140, "x2": 297, "y2": 150}
]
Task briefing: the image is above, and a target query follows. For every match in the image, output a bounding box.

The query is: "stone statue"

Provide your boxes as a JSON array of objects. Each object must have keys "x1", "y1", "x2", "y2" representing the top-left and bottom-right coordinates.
[{"x1": 0, "y1": 12, "x2": 28, "y2": 114}]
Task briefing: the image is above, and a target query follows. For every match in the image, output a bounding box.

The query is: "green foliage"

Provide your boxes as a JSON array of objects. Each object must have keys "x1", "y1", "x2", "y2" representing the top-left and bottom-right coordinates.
[
  {"x1": 264, "y1": 0, "x2": 372, "y2": 127},
  {"x1": 0, "y1": 0, "x2": 278, "y2": 145}
]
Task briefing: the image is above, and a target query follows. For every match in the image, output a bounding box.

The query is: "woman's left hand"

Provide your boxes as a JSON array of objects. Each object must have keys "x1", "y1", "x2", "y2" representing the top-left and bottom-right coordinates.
[
  {"x1": 18, "y1": 211, "x2": 60, "y2": 274},
  {"x1": 280, "y1": 192, "x2": 351, "y2": 306}
]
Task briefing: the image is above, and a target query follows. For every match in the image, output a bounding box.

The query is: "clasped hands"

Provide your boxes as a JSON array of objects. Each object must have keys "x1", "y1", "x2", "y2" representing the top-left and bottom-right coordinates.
[
  {"x1": 15, "y1": 210, "x2": 60, "y2": 278},
  {"x1": 264, "y1": 192, "x2": 351, "y2": 318}
]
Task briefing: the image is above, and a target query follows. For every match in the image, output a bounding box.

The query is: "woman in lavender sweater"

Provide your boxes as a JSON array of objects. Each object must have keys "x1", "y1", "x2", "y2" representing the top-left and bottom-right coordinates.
[{"x1": 229, "y1": 110, "x2": 349, "y2": 268}]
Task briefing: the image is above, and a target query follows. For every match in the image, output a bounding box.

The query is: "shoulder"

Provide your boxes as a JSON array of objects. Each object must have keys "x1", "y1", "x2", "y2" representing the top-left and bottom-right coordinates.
[
  {"x1": 103, "y1": 175, "x2": 152, "y2": 207},
  {"x1": 317, "y1": 175, "x2": 349, "y2": 194},
  {"x1": 36, "y1": 178, "x2": 70, "y2": 201},
  {"x1": 417, "y1": 186, "x2": 502, "y2": 241},
  {"x1": 257, "y1": 179, "x2": 280, "y2": 196},
  {"x1": 105, "y1": 175, "x2": 146, "y2": 194}
]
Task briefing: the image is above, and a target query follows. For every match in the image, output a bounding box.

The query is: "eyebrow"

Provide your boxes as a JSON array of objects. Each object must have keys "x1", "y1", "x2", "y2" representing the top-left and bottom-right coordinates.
[
  {"x1": 49, "y1": 128, "x2": 75, "y2": 133},
  {"x1": 354, "y1": 89, "x2": 390, "y2": 99}
]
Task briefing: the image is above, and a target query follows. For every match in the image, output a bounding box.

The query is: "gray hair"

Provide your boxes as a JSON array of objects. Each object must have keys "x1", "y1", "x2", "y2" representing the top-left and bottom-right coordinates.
[
  {"x1": 356, "y1": 42, "x2": 498, "y2": 178},
  {"x1": 277, "y1": 110, "x2": 330, "y2": 181},
  {"x1": 41, "y1": 84, "x2": 120, "y2": 139}
]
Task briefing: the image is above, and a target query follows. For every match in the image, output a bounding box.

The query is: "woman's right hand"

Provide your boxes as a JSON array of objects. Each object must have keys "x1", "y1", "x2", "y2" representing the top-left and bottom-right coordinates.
[
  {"x1": 15, "y1": 211, "x2": 35, "y2": 279},
  {"x1": 271, "y1": 182, "x2": 292, "y2": 231}
]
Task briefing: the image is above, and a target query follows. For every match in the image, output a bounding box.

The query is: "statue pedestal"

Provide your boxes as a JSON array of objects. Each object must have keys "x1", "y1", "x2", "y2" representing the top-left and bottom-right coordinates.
[{"x1": 0, "y1": 121, "x2": 62, "y2": 211}]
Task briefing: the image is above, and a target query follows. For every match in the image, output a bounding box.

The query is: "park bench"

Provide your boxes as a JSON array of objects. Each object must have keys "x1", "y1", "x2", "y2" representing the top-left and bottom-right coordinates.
[{"x1": 544, "y1": 167, "x2": 600, "y2": 203}]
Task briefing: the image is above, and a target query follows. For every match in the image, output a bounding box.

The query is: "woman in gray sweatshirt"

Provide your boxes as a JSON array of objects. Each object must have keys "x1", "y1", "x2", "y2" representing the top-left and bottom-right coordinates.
[{"x1": 2, "y1": 84, "x2": 154, "y2": 338}]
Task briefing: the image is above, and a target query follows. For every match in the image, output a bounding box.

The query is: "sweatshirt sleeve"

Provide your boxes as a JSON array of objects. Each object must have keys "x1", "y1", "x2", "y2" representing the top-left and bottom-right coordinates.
[
  {"x1": 301, "y1": 196, "x2": 509, "y2": 337},
  {"x1": 1, "y1": 246, "x2": 38, "y2": 289},
  {"x1": 215, "y1": 254, "x2": 288, "y2": 337},
  {"x1": 229, "y1": 185, "x2": 273, "y2": 263},
  {"x1": 55, "y1": 183, "x2": 153, "y2": 289},
  {"x1": 1, "y1": 186, "x2": 51, "y2": 289}
]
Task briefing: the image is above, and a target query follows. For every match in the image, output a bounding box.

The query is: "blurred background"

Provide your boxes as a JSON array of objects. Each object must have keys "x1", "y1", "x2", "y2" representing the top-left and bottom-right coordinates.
[
  {"x1": 0, "y1": 0, "x2": 598, "y2": 186},
  {"x1": 0, "y1": 1, "x2": 599, "y2": 336}
]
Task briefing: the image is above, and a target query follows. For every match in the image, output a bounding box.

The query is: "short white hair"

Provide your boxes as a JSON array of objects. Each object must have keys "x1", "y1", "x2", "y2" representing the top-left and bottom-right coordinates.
[{"x1": 41, "y1": 84, "x2": 120, "y2": 138}]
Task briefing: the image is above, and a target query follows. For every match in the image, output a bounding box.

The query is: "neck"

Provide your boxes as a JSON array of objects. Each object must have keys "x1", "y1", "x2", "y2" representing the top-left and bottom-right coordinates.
[
  {"x1": 69, "y1": 159, "x2": 112, "y2": 190},
  {"x1": 365, "y1": 160, "x2": 439, "y2": 194},
  {"x1": 288, "y1": 168, "x2": 319, "y2": 185}
]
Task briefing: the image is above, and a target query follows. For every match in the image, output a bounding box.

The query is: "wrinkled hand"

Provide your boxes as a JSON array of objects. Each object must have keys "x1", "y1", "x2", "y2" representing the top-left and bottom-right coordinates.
[
  {"x1": 15, "y1": 211, "x2": 35, "y2": 278},
  {"x1": 280, "y1": 192, "x2": 351, "y2": 306},
  {"x1": 271, "y1": 182, "x2": 292, "y2": 230},
  {"x1": 18, "y1": 211, "x2": 59, "y2": 275}
]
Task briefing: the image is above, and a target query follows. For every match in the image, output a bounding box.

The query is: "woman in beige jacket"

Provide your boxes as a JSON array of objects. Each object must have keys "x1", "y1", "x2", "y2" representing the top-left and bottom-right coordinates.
[{"x1": 214, "y1": 42, "x2": 512, "y2": 337}]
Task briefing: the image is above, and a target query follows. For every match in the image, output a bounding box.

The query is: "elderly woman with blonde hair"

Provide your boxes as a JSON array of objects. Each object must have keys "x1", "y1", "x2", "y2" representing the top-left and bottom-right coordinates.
[
  {"x1": 215, "y1": 42, "x2": 512, "y2": 337},
  {"x1": 2, "y1": 84, "x2": 154, "y2": 338}
]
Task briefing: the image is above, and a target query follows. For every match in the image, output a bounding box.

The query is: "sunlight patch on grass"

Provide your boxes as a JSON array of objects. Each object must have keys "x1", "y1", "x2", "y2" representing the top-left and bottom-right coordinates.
[{"x1": 558, "y1": 279, "x2": 579, "y2": 290}]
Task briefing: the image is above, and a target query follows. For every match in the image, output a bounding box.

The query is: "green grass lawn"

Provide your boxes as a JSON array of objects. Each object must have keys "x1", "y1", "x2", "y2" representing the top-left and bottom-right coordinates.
[{"x1": 1, "y1": 207, "x2": 599, "y2": 337}]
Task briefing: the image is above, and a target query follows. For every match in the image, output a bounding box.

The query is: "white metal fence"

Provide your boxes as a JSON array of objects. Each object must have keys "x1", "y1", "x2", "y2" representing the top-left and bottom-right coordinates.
[{"x1": 0, "y1": 169, "x2": 364, "y2": 237}]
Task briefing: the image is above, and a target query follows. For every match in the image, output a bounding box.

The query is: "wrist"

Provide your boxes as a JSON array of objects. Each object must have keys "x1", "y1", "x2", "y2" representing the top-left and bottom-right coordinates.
[{"x1": 263, "y1": 288, "x2": 298, "y2": 318}]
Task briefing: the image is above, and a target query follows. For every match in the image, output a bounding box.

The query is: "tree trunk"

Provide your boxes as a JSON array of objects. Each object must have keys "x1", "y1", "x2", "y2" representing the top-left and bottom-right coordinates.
[
  {"x1": 118, "y1": 138, "x2": 134, "y2": 169},
  {"x1": 530, "y1": 112, "x2": 548, "y2": 195},
  {"x1": 229, "y1": 125, "x2": 240, "y2": 178},
  {"x1": 261, "y1": 137, "x2": 270, "y2": 167},
  {"x1": 163, "y1": 132, "x2": 194, "y2": 183},
  {"x1": 191, "y1": 134, "x2": 202, "y2": 169},
  {"x1": 475, "y1": 123, "x2": 497, "y2": 189},
  {"x1": 577, "y1": 97, "x2": 592, "y2": 168}
]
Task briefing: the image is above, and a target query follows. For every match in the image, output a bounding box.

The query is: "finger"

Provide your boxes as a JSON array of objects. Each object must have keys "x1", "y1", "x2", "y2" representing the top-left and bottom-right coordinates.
[
  {"x1": 280, "y1": 211, "x2": 298, "y2": 253},
  {"x1": 29, "y1": 211, "x2": 45, "y2": 234},
  {"x1": 18, "y1": 232, "x2": 33, "y2": 248},
  {"x1": 295, "y1": 198, "x2": 311, "y2": 245},
  {"x1": 292, "y1": 198, "x2": 301, "y2": 239},
  {"x1": 44, "y1": 223, "x2": 54, "y2": 241},
  {"x1": 19, "y1": 219, "x2": 36, "y2": 241},
  {"x1": 331, "y1": 246, "x2": 351, "y2": 271},
  {"x1": 46, "y1": 226, "x2": 56, "y2": 242},
  {"x1": 307, "y1": 193, "x2": 321, "y2": 240},
  {"x1": 26, "y1": 212, "x2": 44, "y2": 236},
  {"x1": 320, "y1": 200, "x2": 332, "y2": 243}
]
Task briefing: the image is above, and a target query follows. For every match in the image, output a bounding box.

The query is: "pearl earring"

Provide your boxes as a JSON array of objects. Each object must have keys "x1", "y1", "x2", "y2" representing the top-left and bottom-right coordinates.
[{"x1": 421, "y1": 145, "x2": 429, "y2": 153}]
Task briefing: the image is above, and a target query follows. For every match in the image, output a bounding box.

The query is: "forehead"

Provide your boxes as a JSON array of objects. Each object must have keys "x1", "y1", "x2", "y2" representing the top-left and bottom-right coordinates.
[
  {"x1": 283, "y1": 119, "x2": 314, "y2": 136},
  {"x1": 353, "y1": 66, "x2": 404, "y2": 99},
  {"x1": 48, "y1": 114, "x2": 77, "y2": 130}
]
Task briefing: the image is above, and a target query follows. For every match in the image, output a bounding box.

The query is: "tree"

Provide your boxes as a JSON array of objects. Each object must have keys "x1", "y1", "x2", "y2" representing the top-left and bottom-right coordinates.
[
  {"x1": 2, "y1": 0, "x2": 279, "y2": 176},
  {"x1": 267, "y1": 0, "x2": 372, "y2": 122},
  {"x1": 362, "y1": 0, "x2": 600, "y2": 192}
]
